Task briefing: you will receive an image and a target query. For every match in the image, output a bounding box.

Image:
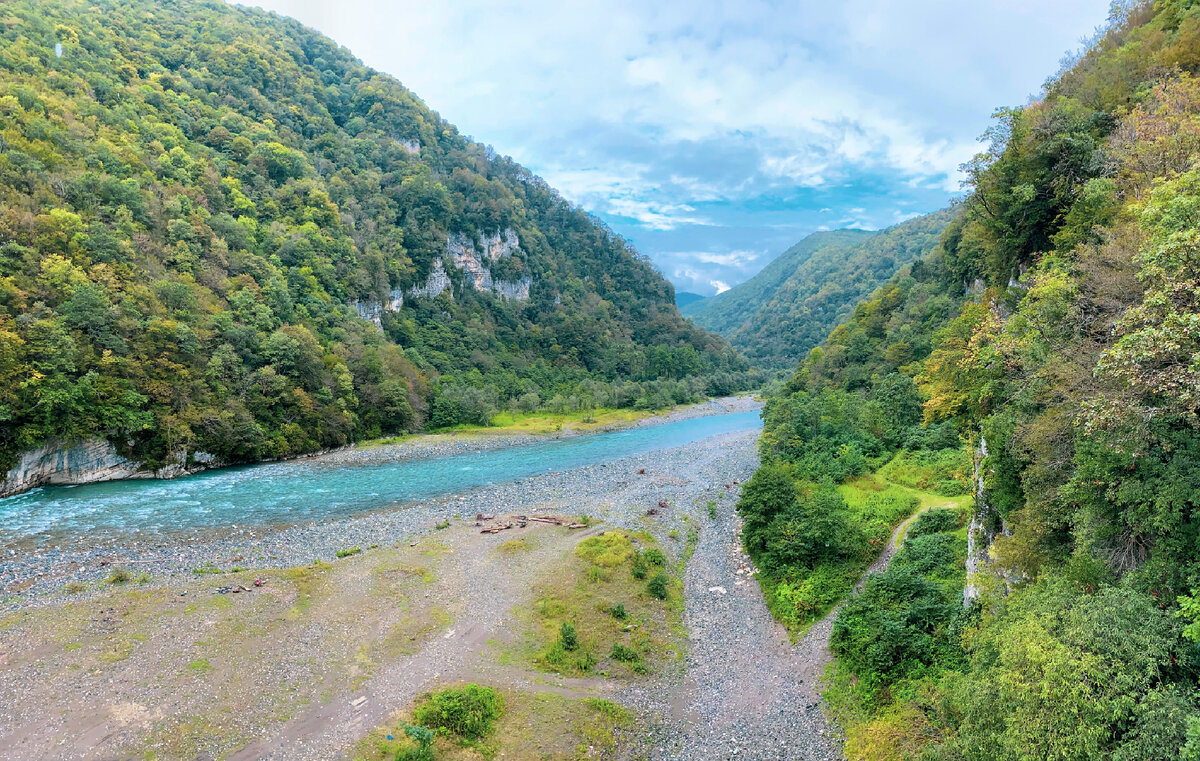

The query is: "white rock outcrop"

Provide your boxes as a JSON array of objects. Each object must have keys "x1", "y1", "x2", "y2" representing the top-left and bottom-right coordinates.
[
  {"x1": 446, "y1": 228, "x2": 532, "y2": 300},
  {"x1": 0, "y1": 439, "x2": 141, "y2": 498},
  {"x1": 349, "y1": 229, "x2": 531, "y2": 326},
  {"x1": 0, "y1": 439, "x2": 224, "y2": 498}
]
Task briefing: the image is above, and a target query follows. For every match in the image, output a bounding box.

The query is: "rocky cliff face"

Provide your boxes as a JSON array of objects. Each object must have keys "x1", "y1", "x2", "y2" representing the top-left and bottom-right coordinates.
[
  {"x1": 447, "y1": 228, "x2": 532, "y2": 300},
  {"x1": 0, "y1": 440, "x2": 220, "y2": 499},
  {"x1": 0, "y1": 439, "x2": 141, "y2": 498},
  {"x1": 964, "y1": 433, "x2": 1012, "y2": 604},
  {"x1": 349, "y1": 229, "x2": 529, "y2": 326}
]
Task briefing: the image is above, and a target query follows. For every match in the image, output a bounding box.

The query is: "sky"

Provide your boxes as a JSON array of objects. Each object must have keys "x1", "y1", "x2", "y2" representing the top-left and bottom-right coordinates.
[{"x1": 246, "y1": 0, "x2": 1111, "y2": 296}]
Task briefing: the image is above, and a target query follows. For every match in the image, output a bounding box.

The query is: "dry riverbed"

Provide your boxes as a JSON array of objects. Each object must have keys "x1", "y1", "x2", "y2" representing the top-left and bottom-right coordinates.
[{"x1": 0, "y1": 399, "x2": 848, "y2": 761}]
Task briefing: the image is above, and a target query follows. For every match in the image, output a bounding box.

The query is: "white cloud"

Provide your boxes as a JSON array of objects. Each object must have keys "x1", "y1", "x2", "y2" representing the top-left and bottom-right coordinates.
[
  {"x1": 710, "y1": 280, "x2": 731, "y2": 294},
  {"x1": 242, "y1": 0, "x2": 1109, "y2": 288}
]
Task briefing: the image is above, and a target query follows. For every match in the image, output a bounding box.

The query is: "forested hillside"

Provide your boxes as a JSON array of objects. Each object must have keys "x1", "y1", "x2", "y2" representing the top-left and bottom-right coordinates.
[
  {"x1": 740, "y1": 1, "x2": 1200, "y2": 758},
  {"x1": 683, "y1": 211, "x2": 950, "y2": 368},
  {"x1": 0, "y1": 0, "x2": 751, "y2": 476}
]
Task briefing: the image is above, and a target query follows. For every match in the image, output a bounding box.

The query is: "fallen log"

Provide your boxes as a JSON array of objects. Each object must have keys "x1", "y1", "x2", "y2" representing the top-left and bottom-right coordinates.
[{"x1": 480, "y1": 523, "x2": 514, "y2": 534}]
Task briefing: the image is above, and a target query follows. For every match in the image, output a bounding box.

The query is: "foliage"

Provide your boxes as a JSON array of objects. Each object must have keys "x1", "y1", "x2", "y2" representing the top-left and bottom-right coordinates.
[
  {"x1": 685, "y1": 212, "x2": 952, "y2": 369},
  {"x1": 412, "y1": 684, "x2": 503, "y2": 741},
  {"x1": 646, "y1": 571, "x2": 669, "y2": 600},
  {"x1": 0, "y1": 0, "x2": 754, "y2": 473}
]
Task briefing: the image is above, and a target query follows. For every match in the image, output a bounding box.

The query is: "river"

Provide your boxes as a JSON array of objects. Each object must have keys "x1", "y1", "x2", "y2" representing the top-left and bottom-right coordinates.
[{"x1": 0, "y1": 409, "x2": 762, "y2": 543}]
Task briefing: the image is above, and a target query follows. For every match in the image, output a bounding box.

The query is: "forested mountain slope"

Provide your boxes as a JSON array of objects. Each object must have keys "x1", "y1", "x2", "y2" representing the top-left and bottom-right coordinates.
[
  {"x1": 0, "y1": 0, "x2": 750, "y2": 480},
  {"x1": 685, "y1": 211, "x2": 950, "y2": 368},
  {"x1": 739, "y1": 1, "x2": 1200, "y2": 759}
]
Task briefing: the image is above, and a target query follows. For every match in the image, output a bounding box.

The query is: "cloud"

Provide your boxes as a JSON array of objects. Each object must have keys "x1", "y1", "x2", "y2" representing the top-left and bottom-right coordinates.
[
  {"x1": 710, "y1": 280, "x2": 731, "y2": 294},
  {"x1": 243, "y1": 0, "x2": 1110, "y2": 291}
]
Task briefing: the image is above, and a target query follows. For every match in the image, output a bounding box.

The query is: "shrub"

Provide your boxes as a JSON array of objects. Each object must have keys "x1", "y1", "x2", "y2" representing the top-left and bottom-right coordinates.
[
  {"x1": 610, "y1": 642, "x2": 639, "y2": 662},
  {"x1": 106, "y1": 568, "x2": 131, "y2": 585},
  {"x1": 397, "y1": 724, "x2": 435, "y2": 761},
  {"x1": 647, "y1": 571, "x2": 669, "y2": 600},
  {"x1": 559, "y1": 622, "x2": 578, "y2": 651},
  {"x1": 906, "y1": 508, "x2": 961, "y2": 539},
  {"x1": 412, "y1": 684, "x2": 503, "y2": 741},
  {"x1": 631, "y1": 553, "x2": 649, "y2": 580},
  {"x1": 830, "y1": 570, "x2": 960, "y2": 699},
  {"x1": 644, "y1": 548, "x2": 666, "y2": 566},
  {"x1": 609, "y1": 603, "x2": 627, "y2": 620}
]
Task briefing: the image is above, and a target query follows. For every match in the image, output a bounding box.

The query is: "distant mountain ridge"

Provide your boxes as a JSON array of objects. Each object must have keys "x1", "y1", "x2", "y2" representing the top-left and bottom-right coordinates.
[
  {"x1": 684, "y1": 211, "x2": 952, "y2": 368},
  {"x1": 674, "y1": 290, "x2": 707, "y2": 309}
]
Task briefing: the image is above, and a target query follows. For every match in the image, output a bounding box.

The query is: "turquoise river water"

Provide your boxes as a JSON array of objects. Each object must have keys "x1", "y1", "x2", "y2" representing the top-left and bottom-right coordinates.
[{"x1": 0, "y1": 409, "x2": 761, "y2": 542}]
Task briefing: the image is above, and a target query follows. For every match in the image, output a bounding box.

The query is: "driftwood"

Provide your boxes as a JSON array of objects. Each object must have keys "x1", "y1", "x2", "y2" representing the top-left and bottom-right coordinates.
[
  {"x1": 475, "y1": 512, "x2": 496, "y2": 521},
  {"x1": 479, "y1": 523, "x2": 514, "y2": 534}
]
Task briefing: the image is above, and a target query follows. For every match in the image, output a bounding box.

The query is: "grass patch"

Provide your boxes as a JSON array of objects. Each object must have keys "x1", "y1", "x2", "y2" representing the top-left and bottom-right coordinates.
[
  {"x1": 354, "y1": 690, "x2": 634, "y2": 761},
  {"x1": 105, "y1": 568, "x2": 132, "y2": 585},
  {"x1": 516, "y1": 531, "x2": 681, "y2": 679},
  {"x1": 336, "y1": 546, "x2": 363, "y2": 559},
  {"x1": 497, "y1": 538, "x2": 528, "y2": 554},
  {"x1": 186, "y1": 658, "x2": 211, "y2": 673}
]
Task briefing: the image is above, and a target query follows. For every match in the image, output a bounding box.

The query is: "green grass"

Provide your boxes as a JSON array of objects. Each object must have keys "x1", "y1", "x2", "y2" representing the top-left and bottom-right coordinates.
[
  {"x1": 336, "y1": 546, "x2": 363, "y2": 559},
  {"x1": 516, "y1": 531, "x2": 681, "y2": 679},
  {"x1": 759, "y1": 466, "x2": 972, "y2": 639},
  {"x1": 354, "y1": 689, "x2": 634, "y2": 761}
]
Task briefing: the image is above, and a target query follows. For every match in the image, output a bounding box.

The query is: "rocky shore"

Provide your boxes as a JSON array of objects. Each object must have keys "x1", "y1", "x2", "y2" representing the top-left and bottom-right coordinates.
[{"x1": 0, "y1": 396, "x2": 760, "y2": 604}]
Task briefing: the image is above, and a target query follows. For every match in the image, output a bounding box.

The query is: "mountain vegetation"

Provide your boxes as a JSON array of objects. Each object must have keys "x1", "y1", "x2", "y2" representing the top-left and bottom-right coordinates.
[
  {"x1": 741, "y1": 1, "x2": 1200, "y2": 758},
  {"x1": 0, "y1": 0, "x2": 752, "y2": 475},
  {"x1": 683, "y1": 211, "x2": 951, "y2": 368}
]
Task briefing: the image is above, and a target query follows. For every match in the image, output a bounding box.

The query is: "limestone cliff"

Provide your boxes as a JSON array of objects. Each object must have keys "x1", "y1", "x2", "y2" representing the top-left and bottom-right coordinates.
[
  {"x1": 349, "y1": 229, "x2": 531, "y2": 326},
  {"x1": 0, "y1": 440, "x2": 219, "y2": 499}
]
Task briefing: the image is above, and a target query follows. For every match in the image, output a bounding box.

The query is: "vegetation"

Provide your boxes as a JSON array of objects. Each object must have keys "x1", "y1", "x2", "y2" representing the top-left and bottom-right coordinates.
[
  {"x1": 356, "y1": 690, "x2": 634, "y2": 761},
  {"x1": 0, "y1": 0, "x2": 755, "y2": 477},
  {"x1": 412, "y1": 684, "x2": 503, "y2": 742},
  {"x1": 744, "y1": 2, "x2": 1200, "y2": 758},
  {"x1": 683, "y1": 212, "x2": 950, "y2": 369},
  {"x1": 519, "y1": 531, "x2": 680, "y2": 679}
]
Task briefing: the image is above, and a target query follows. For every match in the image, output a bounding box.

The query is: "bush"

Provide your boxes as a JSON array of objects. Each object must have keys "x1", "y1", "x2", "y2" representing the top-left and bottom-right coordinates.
[
  {"x1": 559, "y1": 622, "x2": 578, "y2": 651},
  {"x1": 644, "y1": 548, "x2": 666, "y2": 566},
  {"x1": 760, "y1": 483, "x2": 858, "y2": 571},
  {"x1": 906, "y1": 508, "x2": 961, "y2": 539},
  {"x1": 830, "y1": 570, "x2": 961, "y2": 699},
  {"x1": 610, "y1": 642, "x2": 639, "y2": 662},
  {"x1": 609, "y1": 603, "x2": 627, "y2": 620},
  {"x1": 397, "y1": 724, "x2": 435, "y2": 761},
  {"x1": 647, "y1": 571, "x2": 669, "y2": 600},
  {"x1": 412, "y1": 684, "x2": 503, "y2": 741},
  {"x1": 631, "y1": 553, "x2": 648, "y2": 580}
]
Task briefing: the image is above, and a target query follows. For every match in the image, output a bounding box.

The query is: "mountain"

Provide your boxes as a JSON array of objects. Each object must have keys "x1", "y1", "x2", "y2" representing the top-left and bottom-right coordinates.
[
  {"x1": 0, "y1": 0, "x2": 751, "y2": 483},
  {"x1": 742, "y1": 1, "x2": 1200, "y2": 758},
  {"x1": 673, "y1": 290, "x2": 706, "y2": 309},
  {"x1": 684, "y1": 211, "x2": 951, "y2": 368}
]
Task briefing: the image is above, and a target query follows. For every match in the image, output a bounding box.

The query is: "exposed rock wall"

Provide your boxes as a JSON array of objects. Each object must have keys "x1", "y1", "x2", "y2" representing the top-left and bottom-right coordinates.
[
  {"x1": 446, "y1": 227, "x2": 531, "y2": 300},
  {"x1": 0, "y1": 439, "x2": 223, "y2": 498},
  {"x1": 349, "y1": 229, "x2": 531, "y2": 326},
  {"x1": 965, "y1": 433, "x2": 1012, "y2": 604},
  {"x1": 0, "y1": 439, "x2": 141, "y2": 498}
]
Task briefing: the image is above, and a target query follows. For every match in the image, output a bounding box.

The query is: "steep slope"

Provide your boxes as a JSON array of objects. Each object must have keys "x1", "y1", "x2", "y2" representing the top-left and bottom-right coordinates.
[
  {"x1": 685, "y1": 212, "x2": 950, "y2": 368},
  {"x1": 680, "y1": 229, "x2": 871, "y2": 328},
  {"x1": 0, "y1": 0, "x2": 750, "y2": 483},
  {"x1": 742, "y1": 2, "x2": 1200, "y2": 759}
]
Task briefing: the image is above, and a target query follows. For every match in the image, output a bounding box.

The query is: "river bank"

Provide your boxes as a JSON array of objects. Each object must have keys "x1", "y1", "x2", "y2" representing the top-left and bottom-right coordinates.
[{"x1": 0, "y1": 397, "x2": 760, "y2": 603}]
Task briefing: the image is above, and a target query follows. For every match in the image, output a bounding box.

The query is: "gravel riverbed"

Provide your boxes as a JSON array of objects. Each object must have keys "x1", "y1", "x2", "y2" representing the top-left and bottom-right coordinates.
[
  {"x1": 0, "y1": 396, "x2": 759, "y2": 603},
  {"x1": 1, "y1": 396, "x2": 847, "y2": 761}
]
